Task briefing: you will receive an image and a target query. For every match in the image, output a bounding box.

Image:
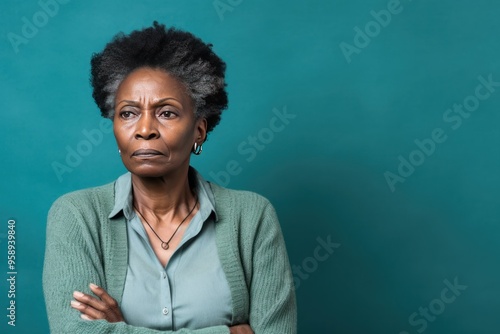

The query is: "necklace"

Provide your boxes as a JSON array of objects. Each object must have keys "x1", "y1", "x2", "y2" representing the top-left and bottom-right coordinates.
[{"x1": 134, "y1": 196, "x2": 198, "y2": 250}]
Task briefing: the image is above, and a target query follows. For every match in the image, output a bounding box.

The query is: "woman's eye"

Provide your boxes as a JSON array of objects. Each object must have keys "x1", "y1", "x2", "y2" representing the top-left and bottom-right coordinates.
[
  {"x1": 119, "y1": 111, "x2": 135, "y2": 119},
  {"x1": 160, "y1": 110, "x2": 177, "y2": 118}
]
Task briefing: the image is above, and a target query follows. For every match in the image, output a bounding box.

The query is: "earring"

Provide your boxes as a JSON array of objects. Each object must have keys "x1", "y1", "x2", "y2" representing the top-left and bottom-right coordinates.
[
  {"x1": 118, "y1": 149, "x2": 121, "y2": 155},
  {"x1": 193, "y1": 142, "x2": 203, "y2": 155}
]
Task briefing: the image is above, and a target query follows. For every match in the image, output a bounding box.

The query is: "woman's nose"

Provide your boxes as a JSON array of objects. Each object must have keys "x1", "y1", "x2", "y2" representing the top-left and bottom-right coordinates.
[{"x1": 135, "y1": 113, "x2": 160, "y2": 140}]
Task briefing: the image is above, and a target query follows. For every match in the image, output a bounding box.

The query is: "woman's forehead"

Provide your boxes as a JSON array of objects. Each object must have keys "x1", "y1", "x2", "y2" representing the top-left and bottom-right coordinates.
[{"x1": 115, "y1": 68, "x2": 193, "y2": 108}]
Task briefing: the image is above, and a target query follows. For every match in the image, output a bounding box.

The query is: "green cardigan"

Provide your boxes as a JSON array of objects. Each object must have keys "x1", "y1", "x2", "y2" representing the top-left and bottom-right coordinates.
[{"x1": 43, "y1": 180, "x2": 297, "y2": 334}]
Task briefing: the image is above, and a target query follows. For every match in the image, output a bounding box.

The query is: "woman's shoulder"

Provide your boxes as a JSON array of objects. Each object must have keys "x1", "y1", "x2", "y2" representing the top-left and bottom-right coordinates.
[
  {"x1": 53, "y1": 181, "x2": 114, "y2": 205},
  {"x1": 208, "y1": 182, "x2": 272, "y2": 209},
  {"x1": 49, "y1": 181, "x2": 116, "y2": 220},
  {"x1": 207, "y1": 182, "x2": 280, "y2": 232},
  {"x1": 45, "y1": 181, "x2": 120, "y2": 254}
]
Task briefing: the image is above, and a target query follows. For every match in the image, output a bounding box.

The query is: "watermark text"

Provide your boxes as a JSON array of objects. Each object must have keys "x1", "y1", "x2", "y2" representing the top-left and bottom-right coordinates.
[
  {"x1": 7, "y1": 0, "x2": 71, "y2": 53},
  {"x1": 384, "y1": 74, "x2": 500, "y2": 192},
  {"x1": 6, "y1": 220, "x2": 16, "y2": 327}
]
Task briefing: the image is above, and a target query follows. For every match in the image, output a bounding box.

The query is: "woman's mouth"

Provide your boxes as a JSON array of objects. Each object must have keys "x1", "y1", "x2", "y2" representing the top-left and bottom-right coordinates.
[{"x1": 132, "y1": 149, "x2": 163, "y2": 157}]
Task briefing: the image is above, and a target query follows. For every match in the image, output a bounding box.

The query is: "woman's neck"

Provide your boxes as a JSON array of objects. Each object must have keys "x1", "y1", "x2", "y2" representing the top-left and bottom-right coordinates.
[{"x1": 131, "y1": 168, "x2": 195, "y2": 221}]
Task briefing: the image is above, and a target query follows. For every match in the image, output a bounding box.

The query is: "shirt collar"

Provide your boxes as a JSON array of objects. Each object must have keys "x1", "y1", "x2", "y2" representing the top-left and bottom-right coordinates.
[{"x1": 108, "y1": 167, "x2": 217, "y2": 221}]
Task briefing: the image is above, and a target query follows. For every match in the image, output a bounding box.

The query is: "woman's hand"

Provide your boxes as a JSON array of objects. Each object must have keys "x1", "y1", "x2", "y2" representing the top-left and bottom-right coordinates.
[
  {"x1": 70, "y1": 283, "x2": 124, "y2": 322},
  {"x1": 229, "y1": 324, "x2": 254, "y2": 334}
]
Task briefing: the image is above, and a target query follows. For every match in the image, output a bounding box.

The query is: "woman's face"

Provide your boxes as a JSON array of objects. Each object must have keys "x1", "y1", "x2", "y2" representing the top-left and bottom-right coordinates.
[{"x1": 113, "y1": 67, "x2": 206, "y2": 178}]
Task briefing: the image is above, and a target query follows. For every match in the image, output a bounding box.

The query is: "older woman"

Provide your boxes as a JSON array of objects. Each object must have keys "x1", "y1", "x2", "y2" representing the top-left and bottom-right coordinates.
[{"x1": 43, "y1": 22, "x2": 296, "y2": 333}]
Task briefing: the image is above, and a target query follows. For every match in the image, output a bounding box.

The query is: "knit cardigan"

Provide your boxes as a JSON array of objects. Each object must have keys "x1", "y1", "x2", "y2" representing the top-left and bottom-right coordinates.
[{"x1": 43, "y1": 180, "x2": 297, "y2": 334}]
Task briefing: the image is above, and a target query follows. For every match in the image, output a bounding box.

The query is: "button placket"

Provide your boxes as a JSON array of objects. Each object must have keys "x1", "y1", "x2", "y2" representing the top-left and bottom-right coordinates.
[{"x1": 159, "y1": 270, "x2": 172, "y2": 324}]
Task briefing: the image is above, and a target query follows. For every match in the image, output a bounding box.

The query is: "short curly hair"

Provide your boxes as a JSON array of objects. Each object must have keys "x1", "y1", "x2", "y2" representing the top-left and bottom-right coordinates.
[{"x1": 90, "y1": 22, "x2": 228, "y2": 133}]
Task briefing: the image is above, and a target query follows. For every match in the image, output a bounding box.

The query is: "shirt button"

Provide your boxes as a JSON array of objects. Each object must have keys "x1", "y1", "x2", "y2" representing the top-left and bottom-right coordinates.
[
  {"x1": 162, "y1": 307, "x2": 169, "y2": 315},
  {"x1": 163, "y1": 273, "x2": 167, "y2": 279}
]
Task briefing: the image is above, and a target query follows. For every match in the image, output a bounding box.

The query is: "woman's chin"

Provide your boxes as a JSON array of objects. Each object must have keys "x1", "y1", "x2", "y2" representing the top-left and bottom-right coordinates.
[
  {"x1": 127, "y1": 167, "x2": 169, "y2": 179},
  {"x1": 127, "y1": 165, "x2": 184, "y2": 179}
]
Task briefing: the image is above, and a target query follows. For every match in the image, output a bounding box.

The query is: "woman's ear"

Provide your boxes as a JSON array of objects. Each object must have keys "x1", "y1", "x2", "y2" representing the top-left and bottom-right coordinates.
[{"x1": 195, "y1": 117, "x2": 208, "y2": 144}]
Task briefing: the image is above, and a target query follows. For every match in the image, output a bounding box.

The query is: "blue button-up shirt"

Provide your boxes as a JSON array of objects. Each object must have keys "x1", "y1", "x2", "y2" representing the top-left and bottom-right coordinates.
[{"x1": 108, "y1": 170, "x2": 232, "y2": 330}]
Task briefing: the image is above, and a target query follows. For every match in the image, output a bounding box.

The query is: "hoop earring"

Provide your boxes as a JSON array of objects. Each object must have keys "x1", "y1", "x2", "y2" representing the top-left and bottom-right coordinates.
[{"x1": 193, "y1": 142, "x2": 203, "y2": 155}]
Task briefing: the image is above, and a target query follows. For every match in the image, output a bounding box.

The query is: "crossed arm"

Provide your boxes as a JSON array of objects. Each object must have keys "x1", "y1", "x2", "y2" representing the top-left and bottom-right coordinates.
[{"x1": 70, "y1": 283, "x2": 253, "y2": 334}]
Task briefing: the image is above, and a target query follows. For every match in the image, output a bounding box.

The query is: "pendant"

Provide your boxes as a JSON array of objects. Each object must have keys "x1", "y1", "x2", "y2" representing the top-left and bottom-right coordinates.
[{"x1": 161, "y1": 242, "x2": 169, "y2": 250}]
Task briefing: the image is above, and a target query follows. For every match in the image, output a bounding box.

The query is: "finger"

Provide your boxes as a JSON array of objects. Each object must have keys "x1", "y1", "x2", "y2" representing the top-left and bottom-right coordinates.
[
  {"x1": 89, "y1": 283, "x2": 119, "y2": 310},
  {"x1": 73, "y1": 291, "x2": 108, "y2": 313},
  {"x1": 71, "y1": 299, "x2": 106, "y2": 320},
  {"x1": 71, "y1": 299, "x2": 106, "y2": 319},
  {"x1": 88, "y1": 284, "x2": 124, "y2": 323}
]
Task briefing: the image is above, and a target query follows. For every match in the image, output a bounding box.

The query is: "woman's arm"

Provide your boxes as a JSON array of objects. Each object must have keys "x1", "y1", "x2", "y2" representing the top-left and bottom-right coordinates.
[
  {"x1": 246, "y1": 202, "x2": 297, "y2": 334},
  {"x1": 43, "y1": 194, "x2": 231, "y2": 334},
  {"x1": 71, "y1": 284, "x2": 253, "y2": 334}
]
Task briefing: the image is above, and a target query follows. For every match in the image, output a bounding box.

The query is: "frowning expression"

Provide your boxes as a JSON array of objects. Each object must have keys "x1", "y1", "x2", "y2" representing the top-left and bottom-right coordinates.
[{"x1": 113, "y1": 67, "x2": 206, "y2": 178}]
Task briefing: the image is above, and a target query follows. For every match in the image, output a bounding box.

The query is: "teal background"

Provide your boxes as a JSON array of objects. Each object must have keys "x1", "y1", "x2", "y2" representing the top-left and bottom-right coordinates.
[{"x1": 1, "y1": 0, "x2": 500, "y2": 333}]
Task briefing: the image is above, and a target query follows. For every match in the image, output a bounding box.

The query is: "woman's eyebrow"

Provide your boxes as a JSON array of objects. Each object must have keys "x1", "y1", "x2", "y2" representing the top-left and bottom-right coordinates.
[
  {"x1": 153, "y1": 97, "x2": 181, "y2": 105},
  {"x1": 116, "y1": 99, "x2": 139, "y2": 106},
  {"x1": 117, "y1": 97, "x2": 181, "y2": 106}
]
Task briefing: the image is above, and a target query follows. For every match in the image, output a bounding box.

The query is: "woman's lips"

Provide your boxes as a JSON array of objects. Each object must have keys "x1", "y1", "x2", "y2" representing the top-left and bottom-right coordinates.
[{"x1": 132, "y1": 149, "x2": 163, "y2": 157}]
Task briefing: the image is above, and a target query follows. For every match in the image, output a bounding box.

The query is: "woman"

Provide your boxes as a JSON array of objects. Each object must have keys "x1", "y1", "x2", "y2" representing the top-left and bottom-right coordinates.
[{"x1": 43, "y1": 22, "x2": 296, "y2": 333}]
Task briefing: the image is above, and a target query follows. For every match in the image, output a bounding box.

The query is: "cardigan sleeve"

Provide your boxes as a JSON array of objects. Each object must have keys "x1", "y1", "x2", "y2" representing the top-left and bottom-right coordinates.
[
  {"x1": 43, "y1": 194, "x2": 230, "y2": 334},
  {"x1": 247, "y1": 201, "x2": 297, "y2": 333}
]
